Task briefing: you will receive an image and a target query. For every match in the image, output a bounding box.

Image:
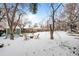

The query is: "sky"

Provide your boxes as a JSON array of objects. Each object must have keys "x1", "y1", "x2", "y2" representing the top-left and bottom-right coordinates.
[
  {"x1": 22, "y1": 3, "x2": 63, "y2": 26},
  {"x1": 25, "y1": 3, "x2": 50, "y2": 25}
]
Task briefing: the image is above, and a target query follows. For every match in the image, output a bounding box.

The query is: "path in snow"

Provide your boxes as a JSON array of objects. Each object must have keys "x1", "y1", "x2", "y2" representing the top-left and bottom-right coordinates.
[{"x1": 0, "y1": 31, "x2": 79, "y2": 56}]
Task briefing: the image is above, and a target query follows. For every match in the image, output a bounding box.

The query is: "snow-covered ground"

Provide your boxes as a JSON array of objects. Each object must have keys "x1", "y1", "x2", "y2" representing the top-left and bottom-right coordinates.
[{"x1": 0, "y1": 31, "x2": 79, "y2": 56}]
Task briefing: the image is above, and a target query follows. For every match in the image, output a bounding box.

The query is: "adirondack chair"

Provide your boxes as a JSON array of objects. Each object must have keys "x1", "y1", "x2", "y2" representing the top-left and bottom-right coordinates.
[
  {"x1": 23, "y1": 33, "x2": 28, "y2": 40},
  {"x1": 34, "y1": 34, "x2": 40, "y2": 39}
]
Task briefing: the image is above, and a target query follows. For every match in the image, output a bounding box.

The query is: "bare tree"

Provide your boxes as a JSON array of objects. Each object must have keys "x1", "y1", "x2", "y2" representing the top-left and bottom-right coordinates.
[
  {"x1": 2, "y1": 3, "x2": 38, "y2": 40},
  {"x1": 50, "y1": 3, "x2": 62, "y2": 39},
  {"x1": 0, "y1": 5, "x2": 6, "y2": 22},
  {"x1": 3, "y1": 3, "x2": 23, "y2": 40},
  {"x1": 63, "y1": 3, "x2": 78, "y2": 32}
]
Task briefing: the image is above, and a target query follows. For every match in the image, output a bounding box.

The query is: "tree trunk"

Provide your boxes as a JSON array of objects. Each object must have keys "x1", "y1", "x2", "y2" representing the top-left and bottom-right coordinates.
[
  {"x1": 70, "y1": 24, "x2": 73, "y2": 32},
  {"x1": 10, "y1": 33, "x2": 14, "y2": 40},
  {"x1": 50, "y1": 10, "x2": 54, "y2": 39},
  {"x1": 5, "y1": 29, "x2": 8, "y2": 39},
  {"x1": 10, "y1": 29, "x2": 14, "y2": 40},
  {"x1": 52, "y1": 10, "x2": 54, "y2": 39},
  {"x1": 50, "y1": 24, "x2": 53, "y2": 39}
]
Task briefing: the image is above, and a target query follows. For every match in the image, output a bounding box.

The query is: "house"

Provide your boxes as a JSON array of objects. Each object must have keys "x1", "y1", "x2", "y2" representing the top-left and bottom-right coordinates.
[
  {"x1": 0, "y1": 22, "x2": 5, "y2": 30},
  {"x1": 5, "y1": 24, "x2": 21, "y2": 35},
  {"x1": 0, "y1": 20, "x2": 21, "y2": 36}
]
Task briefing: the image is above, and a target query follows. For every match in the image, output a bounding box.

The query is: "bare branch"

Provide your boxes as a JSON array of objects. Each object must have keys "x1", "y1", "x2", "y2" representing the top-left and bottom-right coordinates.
[
  {"x1": 11, "y1": 3, "x2": 19, "y2": 27},
  {"x1": 13, "y1": 13, "x2": 22, "y2": 32},
  {"x1": 4, "y1": 3, "x2": 11, "y2": 27},
  {"x1": 51, "y1": 3, "x2": 54, "y2": 10},
  {"x1": 54, "y1": 3, "x2": 62, "y2": 12}
]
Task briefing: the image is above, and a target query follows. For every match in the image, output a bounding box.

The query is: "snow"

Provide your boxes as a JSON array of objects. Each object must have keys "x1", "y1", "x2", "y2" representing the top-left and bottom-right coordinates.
[{"x1": 0, "y1": 31, "x2": 79, "y2": 56}]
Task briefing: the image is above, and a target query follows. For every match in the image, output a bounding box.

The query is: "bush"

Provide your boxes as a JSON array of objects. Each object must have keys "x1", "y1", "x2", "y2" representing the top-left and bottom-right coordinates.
[{"x1": 0, "y1": 30, "x2": 6, "y2": 36}]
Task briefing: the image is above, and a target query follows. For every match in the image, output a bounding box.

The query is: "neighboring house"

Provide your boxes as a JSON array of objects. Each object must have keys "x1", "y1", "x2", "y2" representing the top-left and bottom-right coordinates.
[
  {"x1": 0, "y1": 25, "x2": 4, "y2": 30},
  {"x1": 0, "y1": 20, "x2": 21, "y2": 35},
  {"x1": 5, "y1": 24, "x2": 21, "y2": 35},
  {"x1": 5, "y1": 26, "x2": 21, "y2": 35},
  {"x1": 0, "y1": 21, "x2": 6, "y2": 30}
]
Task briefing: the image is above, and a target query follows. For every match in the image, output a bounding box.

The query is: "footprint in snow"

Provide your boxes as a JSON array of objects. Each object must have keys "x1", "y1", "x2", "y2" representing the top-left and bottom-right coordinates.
[
  {"x1": 52, "y1": 54, "x2": 54, "y2": 56},
  {"x1": 43, "y1": 49, "x2": 46, "y2": 51},
  {"x1": 49, "y1": 48, "x2": 53, "y2": 51},
  {"x1": 33, "y1": 51, "x2": 36, "y2": 54}
]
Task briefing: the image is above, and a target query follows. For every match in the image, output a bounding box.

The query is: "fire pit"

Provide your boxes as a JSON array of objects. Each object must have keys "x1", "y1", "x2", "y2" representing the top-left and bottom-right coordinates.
[
  {"x1": 30, "y1": 36, "x2": 33, "y2": 38},
  {"x1": 0, "y1": 43, "x2": 4, "y2": 48}
]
